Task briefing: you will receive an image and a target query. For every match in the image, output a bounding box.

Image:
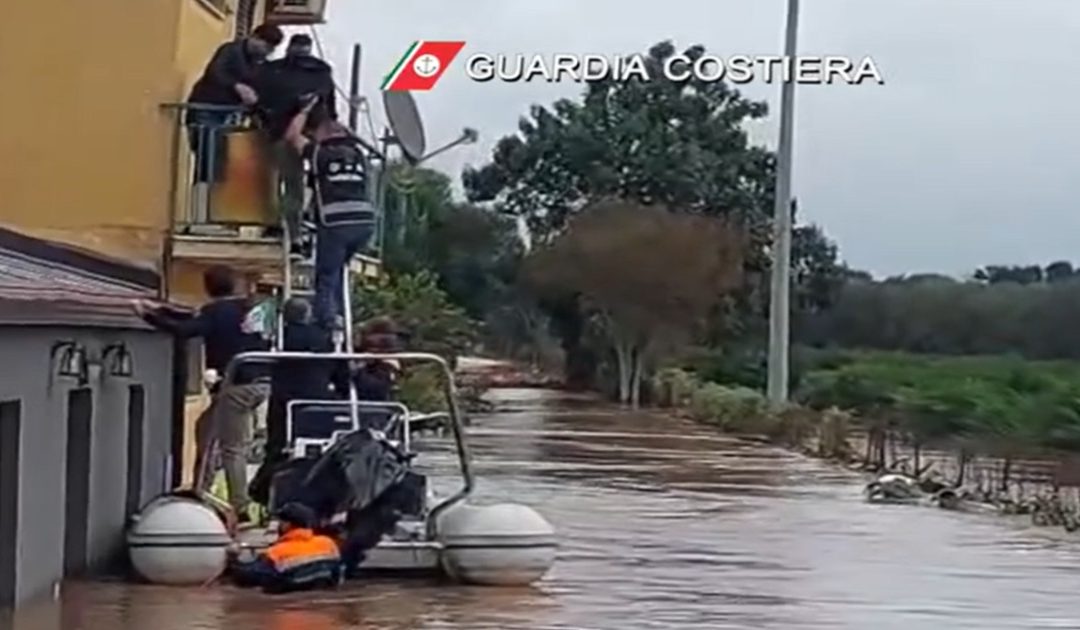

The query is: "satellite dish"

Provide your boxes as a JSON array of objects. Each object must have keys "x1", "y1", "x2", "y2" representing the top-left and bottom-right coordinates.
[{"x1": 383, "y1": 90, "x2": 427, "y2": 163}]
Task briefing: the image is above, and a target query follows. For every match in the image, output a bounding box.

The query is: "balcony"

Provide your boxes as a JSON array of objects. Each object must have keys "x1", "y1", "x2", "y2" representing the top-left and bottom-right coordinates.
[
  {"x1": 263, "y1": 0, "x2": 328, "y2": 25},
  {"x1": 162, "y1": 103, "x2": 381, "y2": 288}
]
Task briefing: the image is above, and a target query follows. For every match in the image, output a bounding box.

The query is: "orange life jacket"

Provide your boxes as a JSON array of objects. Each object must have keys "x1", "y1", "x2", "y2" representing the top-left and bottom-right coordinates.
[{"x1": 264, "y1": 527, "x2": 341, "y2": 583}]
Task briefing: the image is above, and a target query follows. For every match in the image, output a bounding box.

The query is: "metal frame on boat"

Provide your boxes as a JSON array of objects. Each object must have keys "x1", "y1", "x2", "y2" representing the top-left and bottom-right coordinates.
[{"x1": 223, "y1": 350, "x2": 475, "y2": 573}]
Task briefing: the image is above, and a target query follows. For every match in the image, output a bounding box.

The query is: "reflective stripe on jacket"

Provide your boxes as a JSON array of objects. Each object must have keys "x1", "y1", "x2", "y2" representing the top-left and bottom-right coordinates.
[{"x1": 263, "y1": 528, "x2": 342, "y2": 590}]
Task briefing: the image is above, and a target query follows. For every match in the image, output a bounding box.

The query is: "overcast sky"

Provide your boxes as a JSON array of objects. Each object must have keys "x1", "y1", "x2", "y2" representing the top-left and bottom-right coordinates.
[{"x1": 309, "y1": 0, "x2": 1080, "y2": 278}]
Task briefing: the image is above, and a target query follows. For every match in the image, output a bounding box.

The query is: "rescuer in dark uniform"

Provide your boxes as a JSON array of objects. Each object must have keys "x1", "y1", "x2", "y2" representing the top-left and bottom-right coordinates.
[{"x1": 284, "y1": 97, "x2": 377, "y2": 332}]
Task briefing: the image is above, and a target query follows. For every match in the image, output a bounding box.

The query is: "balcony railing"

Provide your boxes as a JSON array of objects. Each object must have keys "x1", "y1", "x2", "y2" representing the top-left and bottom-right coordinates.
[
  {"x1": 161, "y1": 101, "x2": 384, "y2": 273},
  {"x1": 162, "y1": 103, "x2": 277, "y2": 236}
]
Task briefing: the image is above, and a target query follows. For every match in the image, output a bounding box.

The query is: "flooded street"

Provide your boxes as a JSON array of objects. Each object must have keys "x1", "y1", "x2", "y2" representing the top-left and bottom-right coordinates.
[{"x1": 9, "y1": 388, "x2": 1080, "y2": 629}]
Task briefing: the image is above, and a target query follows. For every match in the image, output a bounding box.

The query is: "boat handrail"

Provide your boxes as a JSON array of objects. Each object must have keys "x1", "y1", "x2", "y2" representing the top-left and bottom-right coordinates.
[
  {"x1": 223, "y1": 351, "x2": 474, "y2": 529},
  {"x1": 285, "y1": 399, "x2": 413, "y2": 451}
]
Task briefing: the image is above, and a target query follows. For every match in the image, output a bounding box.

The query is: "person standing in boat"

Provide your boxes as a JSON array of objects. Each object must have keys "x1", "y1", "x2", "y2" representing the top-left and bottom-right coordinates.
[
  {"x1": 249, "y1": 297, "x2": 336, "y2": 506},
  {"x1": 134, "y1": 265, "x2": 270, "y2": 523},
  {"x1": 283, "y1": 96, "x2": 377, "y2": 332},
  {"x1": 349, "y1": 317, "x2": 401, "y2": 401}
]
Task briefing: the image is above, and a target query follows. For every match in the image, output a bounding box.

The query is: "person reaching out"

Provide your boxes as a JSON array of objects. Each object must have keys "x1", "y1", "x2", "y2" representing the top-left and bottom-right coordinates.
[
  {"x1": 134, "y1": 266, "x2": 270, "y2": 523},
  {"x1": 254, "y1": 33, "x2": 338, "y2": 249}
]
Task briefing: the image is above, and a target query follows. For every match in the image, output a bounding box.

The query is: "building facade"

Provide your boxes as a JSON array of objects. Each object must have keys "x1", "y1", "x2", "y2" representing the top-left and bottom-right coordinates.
[
  {"x1": 0, "y1": 0, "x2": 342, "y2": 296},
  {"x1": 0, "y1": 227, "x2": 178, "y2": 609},
  {"x1": 0, "y1": 0, "x2": 381, "y2": 492}
]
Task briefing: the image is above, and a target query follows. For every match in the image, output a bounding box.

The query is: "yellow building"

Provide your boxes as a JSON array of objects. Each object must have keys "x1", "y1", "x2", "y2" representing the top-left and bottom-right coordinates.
[{"x1": 0, "y1": 0, "x2": 379, "y2": 483}]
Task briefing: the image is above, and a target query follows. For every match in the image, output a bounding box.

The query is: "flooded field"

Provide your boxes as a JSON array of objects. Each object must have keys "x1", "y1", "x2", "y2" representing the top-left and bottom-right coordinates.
[{"x1": 7, "y1": 388, "x2": 1080, "y2": 629}]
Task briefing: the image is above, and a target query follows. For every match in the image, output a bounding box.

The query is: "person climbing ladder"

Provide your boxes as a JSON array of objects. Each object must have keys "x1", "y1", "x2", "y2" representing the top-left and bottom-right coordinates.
[{"x1": 283, "y1": 95, "x2": 378, "y2": 332}]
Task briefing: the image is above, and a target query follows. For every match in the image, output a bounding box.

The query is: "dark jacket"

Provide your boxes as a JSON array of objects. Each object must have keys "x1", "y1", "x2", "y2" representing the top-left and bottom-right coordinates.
[
  {"x1": 188, "y1": 40, "x2": 264, "y2": 106},
  {"x1": 272, "y1": 323, "x2": 335, "y2": 402},
  {"x1": 143, "y1": 297, "x2": 269, "y2": 385},
  {"x1": 254, "y1": 55, "x2": 337, "y2": 140},
  {"x1": 330, "y1": 361, "x2": 395, "y2": 402}
]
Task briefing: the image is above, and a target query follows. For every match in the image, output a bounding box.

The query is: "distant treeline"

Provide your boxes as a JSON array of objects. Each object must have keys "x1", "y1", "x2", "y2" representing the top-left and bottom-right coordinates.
[{"x1": 800, "y1": 262, "x2": 1080, "y2": 359}]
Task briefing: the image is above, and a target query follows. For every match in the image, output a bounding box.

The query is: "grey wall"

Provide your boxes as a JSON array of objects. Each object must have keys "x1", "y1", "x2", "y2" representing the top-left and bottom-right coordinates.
[{"x1": 0, "y1": 326, "x2": 174, "y2": 607}]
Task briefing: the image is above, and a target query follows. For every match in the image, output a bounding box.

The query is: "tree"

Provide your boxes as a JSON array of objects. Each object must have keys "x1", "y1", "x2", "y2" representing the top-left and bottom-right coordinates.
[
  {"x1": 463, "y1": 40, "x2": 775, "y2": 242},
  {"x1": 463, "y1": 41, "x2": 778, "y2": 381},
  {"x1": 420, "y1": 204, "x2": 522, "y2": 320},
  {"x1": 381, "y1": 163, "x2": 525, "y2": 332},
  {"x1": 524, "y1": 201, "x2": 744, "y2": 407},
  {"x1": 352, "y1": 271, "x2": 477, "y2": 362},
  {"x1": 381, "y1": 163, "x2": 456, "y2": 273},
  {"x1": 1045, "y1": 261, "x2": 1075, "y2": 283},
  {"x1": 792, "y1": 224, "x2": 841, "y2": 311},
  {"x1": 973, "y1": 265, "x2": 1044, "y2": 285},
  {"x1": 802, "y1": 267, "x2": 1080, "y2": 359}
]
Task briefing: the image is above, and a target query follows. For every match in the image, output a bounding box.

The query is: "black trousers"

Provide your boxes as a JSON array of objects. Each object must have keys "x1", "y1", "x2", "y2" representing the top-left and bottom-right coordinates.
[{"x1": 249, "y1": 396, "x2": 289, "y2": 506}]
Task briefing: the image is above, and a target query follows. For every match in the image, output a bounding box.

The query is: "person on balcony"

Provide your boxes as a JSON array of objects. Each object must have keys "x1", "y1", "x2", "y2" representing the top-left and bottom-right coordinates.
[
  {"x1": 185, "y1": 24, "x2": 285, "y2": 222},
  {"x1": 134, "y1": 265, "x2": 271, "y2": 523},
  {"x1": 284, "y1": 97, "x2": 377, "y2": 332},
  {"x1": 254, "y1": 34, "x2": 338, "y2": 251}
]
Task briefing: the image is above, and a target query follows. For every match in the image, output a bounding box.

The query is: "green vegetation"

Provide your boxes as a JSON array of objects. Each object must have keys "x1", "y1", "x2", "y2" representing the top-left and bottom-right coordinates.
[
  {"x1": 353, "y1": 270, "x2": 476, "y2": 362},
  {"x1": 347, "y1": 39, "x2": 1080, "y2": 461},
  {"x1": 801, "y1": 271, "x2": 1080, "y2": 359},
  {"x1": 798, "y1": 352, "x2": 1080, "y2": 455},
  {"x1": 347, "y1": 158, "x2": 536, "y2": 413},
  {"x1": 659, "y1": 350, "x2": 1080, "y2": 465},
  {"x1": 524, "y1": 201, "x2": 743, "y2": 406},
  {"x1": 464, "y1": 40, "x2": 845, "y2": 392},
  {"x1": 652, "y1": 368, "x2": 849, "y2": 457}
]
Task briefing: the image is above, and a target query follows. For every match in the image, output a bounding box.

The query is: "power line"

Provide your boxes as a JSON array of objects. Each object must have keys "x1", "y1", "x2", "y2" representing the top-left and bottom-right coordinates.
[
  {"x1": 308, "y1": 25, "x2": 380, "y2": 144},
  {"x1": 362, "y1": 99, "x2": 380, "y2": 145}
]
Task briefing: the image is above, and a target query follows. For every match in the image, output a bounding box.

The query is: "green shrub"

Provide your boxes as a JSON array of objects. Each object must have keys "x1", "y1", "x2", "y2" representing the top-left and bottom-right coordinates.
[
  {"x1": 689, "y1": 383, "x2": 769, "y2": 430},
  {"x1": 796, "y1": 351, "x2": 1080, "y2": 454},
  {"x1": 685, "y1": 347, "x2": 768, "y2": 390},
  {"x1": 683, "y1": 345, "x2": 831, "y2": 393},
  {"x1": 817, "y1": 407, "x2": 854, "y2": 458},
  {"x1": 352, "y1": 271, "x2": 477, "y2": 361},
  {"x1": 398, "y1": 365, "x2": 447, "y2": 413},
  {"x1": 652, "y1": 367, "x2": 699, "y2": 407}
]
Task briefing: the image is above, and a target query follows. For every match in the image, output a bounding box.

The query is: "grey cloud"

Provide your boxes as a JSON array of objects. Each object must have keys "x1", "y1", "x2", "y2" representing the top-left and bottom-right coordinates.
[{"x1": 312, "y1": 0, "x2": 1080, "y2": 277}]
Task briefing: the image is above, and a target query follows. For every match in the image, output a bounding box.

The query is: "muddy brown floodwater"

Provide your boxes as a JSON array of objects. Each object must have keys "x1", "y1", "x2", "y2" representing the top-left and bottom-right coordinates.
[{"x1": 7, "y1": 388, "x2": 1080, "y2": 629}]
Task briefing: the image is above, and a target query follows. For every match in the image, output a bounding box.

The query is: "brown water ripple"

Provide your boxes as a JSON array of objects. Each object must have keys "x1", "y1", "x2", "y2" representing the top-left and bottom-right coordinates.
[{"x1": 7, "y1": 388, "x2": 1080, "y2": 629}]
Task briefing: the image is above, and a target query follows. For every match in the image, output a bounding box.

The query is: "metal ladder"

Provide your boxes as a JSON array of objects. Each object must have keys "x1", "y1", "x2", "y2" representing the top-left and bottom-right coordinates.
[
  {"x1": 275, "y1": 133, "x2": 384, "y2": 355},
  {"x1": 268, "y1": 132, "x2": 390, "y2": 468},
  {"x1": 276, "y1": 215, "x2": 361, "y2": 429}
]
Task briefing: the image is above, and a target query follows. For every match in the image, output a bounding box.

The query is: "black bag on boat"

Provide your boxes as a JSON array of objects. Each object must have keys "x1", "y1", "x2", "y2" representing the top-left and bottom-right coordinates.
[
  {"x1": 266, "y1": 430, "x2": 411, "y2": 518},
  {"x1": 263, "y1": 429, "x2": 424, "y2": 569},
  {"x1": 338, "y1": 470, "x2": 428, "y2": 575}
]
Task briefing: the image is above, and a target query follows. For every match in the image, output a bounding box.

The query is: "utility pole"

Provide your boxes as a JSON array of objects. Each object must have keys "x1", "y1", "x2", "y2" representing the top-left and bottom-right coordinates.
[
  {"x1": 347, "y1": 44, "x2": 362, "y2": 133},
  {"x1": 766, "y1": 0, "x2": 800, "y2": 405}
]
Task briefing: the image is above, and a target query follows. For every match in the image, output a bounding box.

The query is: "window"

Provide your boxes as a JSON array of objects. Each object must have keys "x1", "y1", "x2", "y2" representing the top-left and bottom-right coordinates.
[
  {"x1": 0, "y1": 400, "x2": 21, "y2": 609},
  {"x1": 63, "y1": 389, "x2": 92, "y2": 578},
  {"x1": 234, "y1": 0, "x2": 257, "y2": 38},
  {"x1": 186, "y1": 338, "x2": 205, "y2": 396},
  {"x1": 264, "y1": 0, "x2": 328, "y2": 24},
  {"x1": 125, "y1": 386, "x2": 146, "y2": 519}
]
